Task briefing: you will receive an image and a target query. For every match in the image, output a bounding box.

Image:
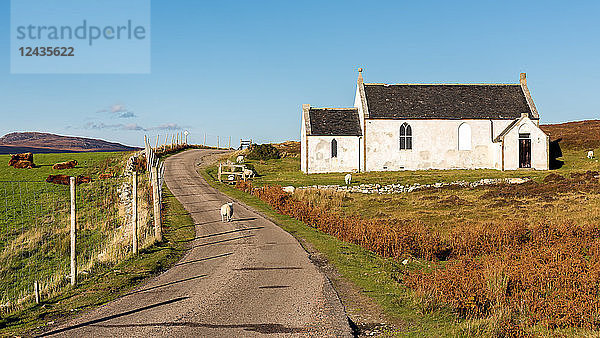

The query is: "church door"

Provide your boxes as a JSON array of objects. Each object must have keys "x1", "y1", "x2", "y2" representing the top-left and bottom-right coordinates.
[{"x1": 519, "y1": 133, "x2": 531, "y2": 168}]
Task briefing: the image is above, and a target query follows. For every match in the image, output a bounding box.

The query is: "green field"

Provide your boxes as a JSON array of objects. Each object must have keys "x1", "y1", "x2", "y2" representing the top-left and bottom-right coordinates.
[
  {"x1": 0, "y1": 152, "x2": 128, "y2": 182},
  {"x1": 214, "y1": 145, "x2": 599, "y2": 188}
]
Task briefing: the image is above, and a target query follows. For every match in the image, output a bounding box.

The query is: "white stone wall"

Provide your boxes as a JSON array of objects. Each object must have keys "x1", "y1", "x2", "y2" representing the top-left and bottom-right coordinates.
[
  {"x1": 305, "y1": 136, "x2": 360, "y2": 173},
  {"x1": 301, "y1": 113, "x2": 548, "y2": 173},
  {"x1": 502, "y1": 118, "x2": 549, "y2": 170},
  {"x1": 301, "y1": 122, "x2": 307, "y2": 172},
  {"x1": 492, "y1": 120, "x2": 514, "y2": 140},
  {"x1": 364, "y1": 119, "x2": 506, "y2": 171}
]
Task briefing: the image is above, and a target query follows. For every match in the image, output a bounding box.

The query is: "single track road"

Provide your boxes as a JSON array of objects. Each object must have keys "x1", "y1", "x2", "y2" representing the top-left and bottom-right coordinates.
[{"x1": 41, "y1": 149, "x2": 352, "y2": 337}]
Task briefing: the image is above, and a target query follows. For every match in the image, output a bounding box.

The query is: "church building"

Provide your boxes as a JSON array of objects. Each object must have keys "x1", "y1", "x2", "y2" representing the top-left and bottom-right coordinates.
[{"x1": 301, "y1": 70, "x2": 549, "y2": 173}]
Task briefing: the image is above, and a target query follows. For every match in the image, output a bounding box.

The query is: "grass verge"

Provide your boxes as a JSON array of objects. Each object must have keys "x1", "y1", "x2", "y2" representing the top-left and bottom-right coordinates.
[{"x1": 0, "y1": 187, "x2": 195, "y2": 336}]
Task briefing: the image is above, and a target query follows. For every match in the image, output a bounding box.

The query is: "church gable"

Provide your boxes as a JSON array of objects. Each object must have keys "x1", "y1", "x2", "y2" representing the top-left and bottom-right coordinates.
[
  {"x1": 363, "y1": 84, "x2": 533, "y2": 120},
  {"x1": 307, "y1": 108, "x2": 362, "y2": 136}
]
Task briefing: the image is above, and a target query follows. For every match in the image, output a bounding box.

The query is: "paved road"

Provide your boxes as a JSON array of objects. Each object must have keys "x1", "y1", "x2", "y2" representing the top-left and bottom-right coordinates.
[{"x1": 42, "y1": 149, "x2": 352, "y2": 337}]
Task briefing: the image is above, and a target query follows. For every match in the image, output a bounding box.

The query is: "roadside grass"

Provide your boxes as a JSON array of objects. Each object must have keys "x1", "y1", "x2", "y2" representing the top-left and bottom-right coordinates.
[
  {"x1": 232, "y1": 146, "x2": 598, "y2": 188},
  {"x1": 0, "y1": 186, "x2": 195, "y2": 336}
]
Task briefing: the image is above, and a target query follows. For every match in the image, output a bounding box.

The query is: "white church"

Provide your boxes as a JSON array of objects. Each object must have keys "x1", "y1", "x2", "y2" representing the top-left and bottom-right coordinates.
[{"x1": 301, "y1": 70, "x2": 549, "y2": 173}]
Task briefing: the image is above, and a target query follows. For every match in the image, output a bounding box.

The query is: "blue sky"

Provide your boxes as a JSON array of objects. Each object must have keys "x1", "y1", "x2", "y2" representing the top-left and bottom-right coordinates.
[{"x1": 0, "y1": 0, "x2": 598, "y2": 147}]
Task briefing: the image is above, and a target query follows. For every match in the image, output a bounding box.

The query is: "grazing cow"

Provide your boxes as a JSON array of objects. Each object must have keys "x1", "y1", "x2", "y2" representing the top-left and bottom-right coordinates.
[
  {"x1": 236, "y1": 155, "x2": 244, "y2": 163},
  {"x1": 46, "y1": 175, "x2": 91, "y2": 185},
  {"x1": 344, "y1": 173, "x2": 352, "y2": 185},
  {"x1": 98, "y1": 173, "x2": 113, "y2": 179},
  {"x1": 77, "y1": 175, "x2": 91, "y2": 184},
  {"x1": 8, "y1": 153, "x2": 33, "y2": 166},
  {"x1": 220, "y1": 202, "x2": 234, "y2": 222},
  {"x1": 11, "y1": 160, "x2": 35, "y2": 169},
  {"x1": 52, "y1": 160, "x2": 78, "y2": 170},
  {"x1": 243, "y1": 169, "x2": 254, "y2": 178},
  {"x1": 588, "y1": 150, "x2": 595, "y2": 159},
  {"x1": 46, "y1": 175, "x2": 70, "y2": 185}
]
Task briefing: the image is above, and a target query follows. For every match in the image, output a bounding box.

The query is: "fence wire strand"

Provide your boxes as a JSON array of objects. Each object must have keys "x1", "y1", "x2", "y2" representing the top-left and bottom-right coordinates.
[{"x1": 0, "y1": 172, "x2": 155, "y2": 315}]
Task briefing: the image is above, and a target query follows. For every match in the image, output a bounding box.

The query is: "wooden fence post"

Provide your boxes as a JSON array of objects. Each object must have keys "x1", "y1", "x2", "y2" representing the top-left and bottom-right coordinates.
[
  {"x1": 151, "y1": 166, "x2": 163, "y2": 242},
  {"x1": 34, "y1": 281, "x2": 40, "y2": 304},
  {"x1": 132, "y1": 172, "x2": 138, "y2": 254},
  {"x1": 70, "y1": 176, "x2": 77, "y2": 286},
  {"x1": 218, "y1": 164, "x2": 222, "y2": 182}
]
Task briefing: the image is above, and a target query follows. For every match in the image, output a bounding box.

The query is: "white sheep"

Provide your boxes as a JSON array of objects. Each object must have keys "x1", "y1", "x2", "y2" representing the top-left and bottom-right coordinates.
[
  {"x1": 236, "y1": 155, "x2": 244, "y2": 163},
  {"x1": 588, "y1": 150, "x2": 595, "y2": 159},
  {"x1": 282, "y1": 186, "x2": 295, "y2": 194},
  {"x1": 220, "y1": 202, "x2": 234, "y2": 222},
  {"x1": 344, "y1": 173, "x2": 352, "y2": 185},
  {"x1": 243, "y1": 168, "x2": 255, "y2": 178}
]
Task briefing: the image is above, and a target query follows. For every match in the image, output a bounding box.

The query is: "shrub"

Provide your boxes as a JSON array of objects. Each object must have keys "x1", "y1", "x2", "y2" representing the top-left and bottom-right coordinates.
[
  {"x1": 234, "y1": 180, "x2": 600, "y2": 330},
  {"x1": 246, "y1": 144, "x2": 280, "y2": 160}
]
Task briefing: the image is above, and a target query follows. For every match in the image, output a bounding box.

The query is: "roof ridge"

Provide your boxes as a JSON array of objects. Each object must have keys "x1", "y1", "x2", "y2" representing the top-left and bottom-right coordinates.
[
  {"x1": 364, "y1": 83, "x2": 519, "y2": 86},
  {"x1": 309, "y1": 107, "x2": 358, "y2": 110}
]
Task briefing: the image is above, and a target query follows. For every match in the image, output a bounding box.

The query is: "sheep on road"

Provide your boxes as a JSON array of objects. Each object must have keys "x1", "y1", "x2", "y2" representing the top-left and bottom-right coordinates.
[{"x1": 220, "y1": 202, "x2": 234, "y2": 222}]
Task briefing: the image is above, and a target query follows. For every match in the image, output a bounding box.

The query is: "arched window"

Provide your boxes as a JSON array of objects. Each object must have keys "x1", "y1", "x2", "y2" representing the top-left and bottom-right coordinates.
[
  {"x1": 331, "y1": 139, "x2": 338, "y2": 158},
  {"x1": 399, "y1": 123, "x2": 412, "y2": 150},
  {"x1": 458, "y1": 123, "x2": 471, "y2": 150}
]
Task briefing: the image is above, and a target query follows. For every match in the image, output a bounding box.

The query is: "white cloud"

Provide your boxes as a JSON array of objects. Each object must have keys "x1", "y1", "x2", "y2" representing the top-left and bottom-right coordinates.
[
  {"x1": 83, "y1": 122, "x2": 185, "y2": 132},
  {"x1": 97, "y1": 104, "x2": 137, "y2": 118},
  {"x1": 151, "y1": 123, "x2": 183, "y2": 131}
]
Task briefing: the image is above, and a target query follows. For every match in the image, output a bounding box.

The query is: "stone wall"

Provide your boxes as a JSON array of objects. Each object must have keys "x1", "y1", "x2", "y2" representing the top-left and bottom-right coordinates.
[{"x1": 297, "y1": 177, "x2": 530, "y2": 195}]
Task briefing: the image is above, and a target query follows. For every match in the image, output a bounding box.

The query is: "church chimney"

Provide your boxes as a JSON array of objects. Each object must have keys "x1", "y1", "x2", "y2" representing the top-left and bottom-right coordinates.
[{"x1": 520, "y1": 72, "x2": 527, "y2": 86}]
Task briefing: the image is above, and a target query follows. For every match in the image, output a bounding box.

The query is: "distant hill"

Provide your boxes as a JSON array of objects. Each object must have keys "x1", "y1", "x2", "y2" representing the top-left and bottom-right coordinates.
[
  {"x1": 540, "y1": 120, "x2": 600, "y2": 150},
  {"x1": 0, "y1": 132, "x2": 140, "y2": 154}
]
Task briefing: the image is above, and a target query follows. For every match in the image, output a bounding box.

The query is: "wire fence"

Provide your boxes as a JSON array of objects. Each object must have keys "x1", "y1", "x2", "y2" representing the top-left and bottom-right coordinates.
[{"x1": 0, "y1": 172, "x2": 156, "y2": 314}]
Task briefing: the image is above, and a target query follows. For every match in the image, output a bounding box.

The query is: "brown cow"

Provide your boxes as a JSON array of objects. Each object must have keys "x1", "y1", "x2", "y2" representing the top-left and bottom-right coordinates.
[
  {"x1": 46, "y1": 174, "x2": 70, "y2": 185},
  {"x1": 8, "y1": 153, "x2": 33, "y2": 166},
  {"x1": 46, "y1": 175, "x2": 91, "y2": 185},
  {"x1": 11, "y1": 160, "x2": 35, "y2": 169},
  {"x1": 52, "y1": 160, "x2": 78, "y2": 170},
  {"x1": 98, "y1": 173, "x2": 113, "y2": 179},
  {"x1": 77, "y1": 175, "x2": 91, "y2": 184}
]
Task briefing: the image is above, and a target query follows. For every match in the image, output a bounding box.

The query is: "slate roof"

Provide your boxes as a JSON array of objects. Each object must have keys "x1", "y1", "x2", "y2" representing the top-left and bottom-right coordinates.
[
  {"x1": 308, "y1": 108, "x2": 362, "y2": 136},
  {"x1": 363, "y1": 84, "x2": 534, "y2": 120}
]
